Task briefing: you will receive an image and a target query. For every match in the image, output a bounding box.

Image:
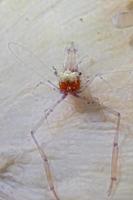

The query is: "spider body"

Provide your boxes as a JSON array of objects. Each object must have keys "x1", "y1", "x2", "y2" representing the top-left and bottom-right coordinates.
[
  {"x1": 29, "y1": 42, "x2": 120, "y2": 200},
  {"x1": 59, "y1": 70, "x2": 81, "y2": 93},
  {"x1": 8, "y1": 41, "x2": 122, "y2": 200}
]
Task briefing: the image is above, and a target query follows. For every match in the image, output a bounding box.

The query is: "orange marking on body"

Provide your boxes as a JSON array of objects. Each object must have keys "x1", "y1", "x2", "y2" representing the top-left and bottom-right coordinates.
[{"x1": 59, "y1": 79, "x2": 80, "y2": 93}]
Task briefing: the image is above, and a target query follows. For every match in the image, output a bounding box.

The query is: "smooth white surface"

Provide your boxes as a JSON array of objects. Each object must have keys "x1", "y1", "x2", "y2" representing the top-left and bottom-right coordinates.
[{"x1": 0, "y1": 1, "x2": 133, "y2": 200}]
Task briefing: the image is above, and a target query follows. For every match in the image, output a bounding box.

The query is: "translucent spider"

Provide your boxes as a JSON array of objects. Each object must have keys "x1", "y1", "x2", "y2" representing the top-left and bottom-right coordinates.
[{"x1": 29, "y1": 42, "x2": 120, "y2": 200}]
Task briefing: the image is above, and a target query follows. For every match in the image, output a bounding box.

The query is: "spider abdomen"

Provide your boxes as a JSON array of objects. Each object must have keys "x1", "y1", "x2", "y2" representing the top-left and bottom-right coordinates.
[
  {"x1": 59, "y1": 70, "x2": 81, "y2": 93},
  {"x1": 59, "y1": 79, "x2": 80, "y2": 93}
]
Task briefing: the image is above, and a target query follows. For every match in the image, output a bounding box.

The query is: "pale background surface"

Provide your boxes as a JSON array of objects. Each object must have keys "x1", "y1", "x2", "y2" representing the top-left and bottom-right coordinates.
[{"x1": 0, "y1": 0, "x2": 133, "y2": 200}]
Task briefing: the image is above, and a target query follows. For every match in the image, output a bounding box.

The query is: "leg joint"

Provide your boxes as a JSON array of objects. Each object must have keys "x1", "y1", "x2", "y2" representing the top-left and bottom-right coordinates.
[
  {"x1": 44, "y1": 158, "x2": 48, "y2": 162},
  {"x1": 111, "y1": 177, "x2": 117, "y2": 181},
  {"x1": 118, "y1": 112, "x2": 120, "y2": 117},
  {"x1": 113, "y1": 142, "x2": 118, "y2": 147},
  {"x1": 31, "y1": 130, "x2": 34, "y2": 135},
  {"x1": 50, "y1": 186, "x2": 54, "y2": 191}
]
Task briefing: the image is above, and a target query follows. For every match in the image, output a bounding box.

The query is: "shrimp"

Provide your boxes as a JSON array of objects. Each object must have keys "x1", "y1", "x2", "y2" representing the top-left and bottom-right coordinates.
[
  {"x1": 29, "y1": 42, "x2": 120, "y2": 200},
  {"x1": 8, "y1": 41, "x2": 128, "y2": 200}
]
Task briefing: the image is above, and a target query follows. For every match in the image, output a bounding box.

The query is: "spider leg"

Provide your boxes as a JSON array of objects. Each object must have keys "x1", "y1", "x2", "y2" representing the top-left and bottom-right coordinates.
[
  {"x1": 80, "y1": 73, "x2": 112, "y2": 93},
  {"x1": 46, "y1": 80, "x2": 59, "y2": 91},
  {"x1": 74, "y1": 93, "x2": 120, "y2": 195},
  {"x1": 33, "y1": 79, "x2": 59, "y2": 92},
  {"x1": 103, "y1": 106, "x2": 120, "y2": 196},
  {"x1": 31, "y1": 94, "x2": 67, "y2": 200}
]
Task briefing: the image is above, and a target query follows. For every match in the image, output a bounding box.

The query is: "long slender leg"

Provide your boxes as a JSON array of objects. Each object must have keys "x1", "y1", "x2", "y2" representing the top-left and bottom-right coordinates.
[
  {"x1": 10, "y1": 80, "x2": 58, "y2": 105},
  {"x1": 79, "y1": 73, "x2": 112, "y2": 93},
  {"x1": 74, "y1": 93, "x2": 120, "y2": 195},
  {"x1": 84, "y1": 69, "x2": 133, "y2": 93},
  {"x1": 35, "y1": 80, "x2": 59, "y2": 92},
  {"x1": 104, "y1": 106, "x2": 120, "y2": 196},
  {"x1": 31, "y1": 94, "x2": 67, "y2": 200},
  {"x1": 46, "y1": 80, "x2": 59, "y2": 91}
]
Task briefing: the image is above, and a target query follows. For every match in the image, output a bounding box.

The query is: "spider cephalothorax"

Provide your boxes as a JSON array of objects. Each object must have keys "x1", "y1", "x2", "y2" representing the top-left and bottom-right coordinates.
[{"x1": 59, "y1": 70, "x2": 81, "y2": 93}]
